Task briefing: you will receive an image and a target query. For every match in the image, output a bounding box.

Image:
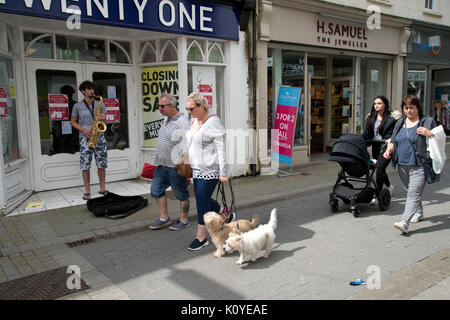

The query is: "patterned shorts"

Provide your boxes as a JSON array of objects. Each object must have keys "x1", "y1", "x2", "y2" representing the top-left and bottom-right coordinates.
[{"x1": 79, "y1": 135, "x2": 108, "y2": 170}]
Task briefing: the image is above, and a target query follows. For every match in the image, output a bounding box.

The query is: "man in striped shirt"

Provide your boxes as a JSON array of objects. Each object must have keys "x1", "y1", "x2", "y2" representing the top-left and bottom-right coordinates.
[{"x1": 149, "y1": 93, "x2": 191, "y2": 231}]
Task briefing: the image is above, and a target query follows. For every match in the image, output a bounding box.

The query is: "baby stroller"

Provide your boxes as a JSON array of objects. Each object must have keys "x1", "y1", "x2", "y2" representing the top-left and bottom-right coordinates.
[{"x1": 328, "y1": 134, "x2": 391, "y2": 217}]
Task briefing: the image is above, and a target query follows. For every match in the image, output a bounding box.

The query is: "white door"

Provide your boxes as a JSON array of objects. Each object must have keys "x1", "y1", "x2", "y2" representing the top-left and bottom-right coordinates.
[
  {"x1": 26, "y1": 61, "x2": 138, "y2": 191},
  {"x1": 83, "y1": 64, "x2": 139, "y2": 185}
]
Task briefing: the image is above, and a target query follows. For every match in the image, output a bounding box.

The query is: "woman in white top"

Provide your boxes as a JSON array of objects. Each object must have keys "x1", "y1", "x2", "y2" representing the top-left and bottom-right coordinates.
[{"x1": 184, "y1": 93, "x2": 230, "y2": 251}]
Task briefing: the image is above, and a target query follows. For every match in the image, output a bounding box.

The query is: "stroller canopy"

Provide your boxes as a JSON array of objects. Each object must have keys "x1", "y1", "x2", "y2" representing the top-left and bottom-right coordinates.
[{"x1": 329, "y1": 134, "x2": 371, "y2": 177}]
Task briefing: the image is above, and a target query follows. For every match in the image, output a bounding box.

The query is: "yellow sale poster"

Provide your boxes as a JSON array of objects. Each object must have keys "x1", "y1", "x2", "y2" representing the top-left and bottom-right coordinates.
[{"x1": 141, "y1": 66, "x2": 179, "y2": 148}]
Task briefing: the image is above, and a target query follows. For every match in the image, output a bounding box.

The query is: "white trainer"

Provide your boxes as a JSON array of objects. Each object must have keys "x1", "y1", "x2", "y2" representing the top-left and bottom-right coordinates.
[
  {"x1": 410, "y1": 213, "x2": 424, "y2": 223},
  {"x1": 393, "y1": 221, "x2": 409, "y2": 234}
]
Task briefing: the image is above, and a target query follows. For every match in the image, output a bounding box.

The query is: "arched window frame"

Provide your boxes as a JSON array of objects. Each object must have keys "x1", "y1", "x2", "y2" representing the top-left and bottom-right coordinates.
[
  {"x1": 139, "y1": 41, "x2": 158, "y2": 64},
  {"x1": 187, "y1": 39, "x2": 205, "y2": 62},
  {"x1": 109, "y1": 39, "x2": 132, "y2": 64},
  {"x1": 159, "y1": 39, "x2": 178, "y2": 62},
  {"x1": 208, "y1": 42, "x2": 225, "y2": 64},
  {"x1": 24, "y1": 33, "x2": 52, "y2": 58}
]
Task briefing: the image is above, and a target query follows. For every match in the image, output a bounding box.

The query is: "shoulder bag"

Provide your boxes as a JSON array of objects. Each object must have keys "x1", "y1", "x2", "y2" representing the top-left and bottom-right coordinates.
[{"x1": 404, "y1": 122, "x2": 438, "y2": 184}]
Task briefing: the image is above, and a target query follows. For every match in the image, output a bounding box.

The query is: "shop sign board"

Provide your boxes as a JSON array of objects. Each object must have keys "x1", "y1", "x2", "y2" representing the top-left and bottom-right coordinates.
[
  {"x1": 271, "y1": 86, "x2": 301, "y2": 165},
  {"x1": 103, "y1": 98, "x2": 120, "y2": 123},
  {"x1": 48, "y1": 94, "x2": 69, "y2": 121},
  {"x1": 0, "y1": 0, "x2": 239, "y2": 40},
  {"x1": 0, "y1": 87, "x2": 7, "y2": 118},
  {"x1": 141, "y1": 65, "x2": 179, "y2": 148}
]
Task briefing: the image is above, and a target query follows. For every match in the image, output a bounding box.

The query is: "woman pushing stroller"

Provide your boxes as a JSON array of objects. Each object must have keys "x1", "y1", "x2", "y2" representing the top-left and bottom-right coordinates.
[{"x1": 361, "y1": 96, "x2": 400, "y2": 197}]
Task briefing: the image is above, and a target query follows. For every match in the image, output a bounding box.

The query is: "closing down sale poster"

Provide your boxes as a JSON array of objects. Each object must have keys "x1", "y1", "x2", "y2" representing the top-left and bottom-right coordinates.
[{"x1": 142, "y1": 66, "x2": 179, "y2": 148}]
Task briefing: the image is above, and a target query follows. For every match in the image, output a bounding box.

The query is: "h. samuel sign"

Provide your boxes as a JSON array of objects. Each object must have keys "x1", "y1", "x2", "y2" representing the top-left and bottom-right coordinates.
[{"x1": 0, "y1": 0, "x2": 239, "y2": 40}]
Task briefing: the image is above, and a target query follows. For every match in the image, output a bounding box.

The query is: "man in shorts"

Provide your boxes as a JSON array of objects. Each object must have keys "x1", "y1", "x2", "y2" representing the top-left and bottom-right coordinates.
[
  {"x1": 71, "y1": 81, "x2": 108, "y2": 200},
  {"x1": 149, "y1": 93, "x2": 191, "y2": 231}
]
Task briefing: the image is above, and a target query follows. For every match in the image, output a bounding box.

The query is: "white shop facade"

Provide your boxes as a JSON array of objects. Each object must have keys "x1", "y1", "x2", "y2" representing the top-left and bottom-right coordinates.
[{"x1": 0, "y1": 0, "x2": 250, "y2": 215}]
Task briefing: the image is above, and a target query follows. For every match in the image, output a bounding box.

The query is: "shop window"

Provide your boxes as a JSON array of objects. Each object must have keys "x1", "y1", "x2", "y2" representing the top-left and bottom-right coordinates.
[
  {"x1": 187, "y1": 40, "x2": 205, "y2": 62},
  {"x1": 267, "y1": 48, "x2": 306, "y2": 147},
  {"x1": 24, "y1": 33, "x2": 53, "y2": 59},
  {"x1": 55, "y1": 36, "x2": 106, "y2": 62},
  {"x1": 160, "y1": 40, "x2": 178, "y2": 62},
  {"x1": 0, "y1": 57, "x2": 20, "y2": 163},
  {"x1": 188, "y1": 65, "x2": 225, "y2": 118},
  {"x1": 93, "y1": 72, "x2": 130, "y2": 150},
  {"x1": 35, "y1": 70, "x2": 78, "y2": 156},
  {"x1": 360, "y1": 58, "x2": 389, "y2": 134},
  {"x1": 109, "y1": 40, "x2": 131, "y2": 64},
  {"x1": 208, "y1": 42, "x2": 224, "y2": 63},
  {"x1": 140, "y1": 41, "x2": 157, "y2": 63},
  {"x1": 332, "y1": 56, "x2": 353, "y2": 77}
]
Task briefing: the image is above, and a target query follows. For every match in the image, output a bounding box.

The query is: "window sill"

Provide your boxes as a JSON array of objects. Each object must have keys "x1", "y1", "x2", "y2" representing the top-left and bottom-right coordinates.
[
  {"x1": 367, "y1": 0, "x2": 393, "y2": 7},
  {"x1": 423, "y1": 9, "x2": 442, "y2": 17}
]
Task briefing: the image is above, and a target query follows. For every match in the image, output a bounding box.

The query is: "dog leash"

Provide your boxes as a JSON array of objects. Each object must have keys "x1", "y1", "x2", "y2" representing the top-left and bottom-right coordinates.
[{"x1": 216, "y1": 180, "x2": 240, "y2": 232}]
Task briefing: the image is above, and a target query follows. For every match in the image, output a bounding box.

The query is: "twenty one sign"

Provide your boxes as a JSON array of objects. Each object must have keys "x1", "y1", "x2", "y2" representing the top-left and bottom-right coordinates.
[{"x1": 0, "y1": 0, "x2": 239, "y2": 40}]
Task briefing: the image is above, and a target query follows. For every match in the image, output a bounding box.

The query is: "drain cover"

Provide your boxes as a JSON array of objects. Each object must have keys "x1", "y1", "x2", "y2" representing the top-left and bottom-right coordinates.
[{"x1": 0, "y1": 266, "x2": 90, "y2": 300}]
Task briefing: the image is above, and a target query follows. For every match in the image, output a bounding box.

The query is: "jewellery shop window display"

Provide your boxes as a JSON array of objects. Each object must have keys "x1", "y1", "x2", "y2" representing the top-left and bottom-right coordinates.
[
  {"x1": 0, "y1": 57, "x2": 20, "y2": 163},
  {"x1": 187, "y1": 39, "x2": 226, "y2": 118},
  {"x1": 268, "y1": 48, "x2": 305, "y2": 148}
]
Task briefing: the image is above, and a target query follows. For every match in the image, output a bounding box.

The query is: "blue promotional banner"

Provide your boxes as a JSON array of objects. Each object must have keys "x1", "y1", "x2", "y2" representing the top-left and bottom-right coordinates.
[
  {"x1": 0, "y1": 0, "x2": 239, "y2": 40},
  {"x1": 271, "y1": 87, "x2": 301, "y2": 165}
]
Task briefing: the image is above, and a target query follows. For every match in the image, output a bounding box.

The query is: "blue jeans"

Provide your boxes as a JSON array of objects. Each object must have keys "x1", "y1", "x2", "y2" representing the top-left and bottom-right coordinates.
[
  {"x1": 194, "y1": 178, "x2": 220, "y2": 225},
  {"x1": 150, "y1": 166, "x2": 189, "y2": 201}
]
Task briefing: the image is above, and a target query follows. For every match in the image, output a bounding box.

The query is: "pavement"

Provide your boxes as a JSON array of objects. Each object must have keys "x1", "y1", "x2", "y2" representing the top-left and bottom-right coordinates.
[{"x1": 0, "y1": 144, "x2": 449, "y2": 300}]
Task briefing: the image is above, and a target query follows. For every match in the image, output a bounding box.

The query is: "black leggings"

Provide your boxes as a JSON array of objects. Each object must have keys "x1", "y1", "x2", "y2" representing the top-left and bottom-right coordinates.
[
  {"x1": 375, "y1": 154, "x2": 391, "y2": 191},
  {"x1": 372, "y1": 142, "x2": 391, "y2": 192}
]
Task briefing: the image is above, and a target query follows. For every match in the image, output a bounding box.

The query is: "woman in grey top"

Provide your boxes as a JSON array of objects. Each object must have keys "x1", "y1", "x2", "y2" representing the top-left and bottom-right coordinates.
[{"x1": 384, "y1": 95, "x2": 436, "y2": 234}]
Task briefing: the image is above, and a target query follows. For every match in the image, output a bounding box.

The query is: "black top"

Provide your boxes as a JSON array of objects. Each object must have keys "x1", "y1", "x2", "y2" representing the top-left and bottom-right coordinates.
[{"x1": 361, "y1": 115, "x2": 397, "y2": 159}]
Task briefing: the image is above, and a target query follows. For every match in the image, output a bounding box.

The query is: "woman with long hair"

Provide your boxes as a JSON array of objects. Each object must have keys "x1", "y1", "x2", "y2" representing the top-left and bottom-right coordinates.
[{"x1": 361, "y1": 96, "x2": 398, "y2": 194}]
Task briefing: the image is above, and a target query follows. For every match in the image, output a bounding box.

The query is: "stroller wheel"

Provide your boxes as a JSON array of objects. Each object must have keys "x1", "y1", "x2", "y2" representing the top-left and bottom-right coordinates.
[
  {"x1": 378, "y1": 188, "x2": 391, "y2": 211},
  {"x1": 351, "y1": 207, "x2": 360, "y2": 217},
  {"x1": 330, "y1": 199, "x2": 339, "y2": 213}
]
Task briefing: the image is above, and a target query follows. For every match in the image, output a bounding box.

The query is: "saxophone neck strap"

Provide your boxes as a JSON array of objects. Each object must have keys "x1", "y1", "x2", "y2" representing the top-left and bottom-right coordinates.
[{"x1": 83, "y1": 99, "x2": 95, "y2": 119}]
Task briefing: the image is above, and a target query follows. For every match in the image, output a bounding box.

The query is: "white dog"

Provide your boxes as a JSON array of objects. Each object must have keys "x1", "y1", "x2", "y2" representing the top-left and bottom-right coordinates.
[{"x1": 224, "y1": 209, "x2": 277, "y2": 264}]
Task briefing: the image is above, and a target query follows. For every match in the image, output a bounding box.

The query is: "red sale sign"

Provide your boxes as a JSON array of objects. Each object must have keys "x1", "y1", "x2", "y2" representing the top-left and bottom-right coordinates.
[
  {"x1": 0, "y1": 87, "x2": 8, "y2": 118},
  {"x1": 48, "y1": 94, "x2": 69, "y2": 120},
  {"x1": 198, "y1": 84, "x2": 213, "y2": 107},
  {"x1": 272, "y1": 105, "x2": 298, "y2": 159},
  {"x1": 103, "y1": 98, "x2": 120, "y2": 123}
]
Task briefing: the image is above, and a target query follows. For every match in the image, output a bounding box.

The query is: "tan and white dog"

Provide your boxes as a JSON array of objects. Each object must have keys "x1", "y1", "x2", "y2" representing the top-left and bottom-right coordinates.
[
  {"x1": 204, "y1": 211, "x2": 259, "y2": 258},
  {"x1": 224, "y1": 209, "x2": 277, "y2": 264}
]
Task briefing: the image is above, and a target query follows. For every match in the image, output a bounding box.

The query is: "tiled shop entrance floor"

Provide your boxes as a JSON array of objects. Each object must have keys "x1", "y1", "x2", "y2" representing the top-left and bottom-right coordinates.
[{"x1": 8, "y1": 179, "x2": 152, "y2": 217}]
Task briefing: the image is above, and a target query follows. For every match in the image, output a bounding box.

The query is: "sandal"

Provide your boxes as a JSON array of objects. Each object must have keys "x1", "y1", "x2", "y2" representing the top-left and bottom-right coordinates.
[
  {"x1": 82, "y1": 193, "x2": 91, "y2": 200},
  {"x1": 98, "y1": 190, "x2": 109, "y2": 195}
]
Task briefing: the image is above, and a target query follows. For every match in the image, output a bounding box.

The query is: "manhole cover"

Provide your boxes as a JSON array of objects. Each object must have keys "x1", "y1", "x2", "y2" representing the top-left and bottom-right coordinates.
[{"x1": 0, "y1": 266, "x2": 90, "y2": 300}]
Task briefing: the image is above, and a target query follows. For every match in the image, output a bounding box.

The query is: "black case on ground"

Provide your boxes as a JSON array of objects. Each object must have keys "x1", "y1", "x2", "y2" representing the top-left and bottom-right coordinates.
[{"x1": 86, "y1": 192, "x2": 148, "y2": 220}]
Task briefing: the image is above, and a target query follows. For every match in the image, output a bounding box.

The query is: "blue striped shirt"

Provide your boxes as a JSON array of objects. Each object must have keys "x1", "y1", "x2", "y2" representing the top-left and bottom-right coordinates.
[{"x1": 153, "y1": 113, "x2": 189, "y2": 167}]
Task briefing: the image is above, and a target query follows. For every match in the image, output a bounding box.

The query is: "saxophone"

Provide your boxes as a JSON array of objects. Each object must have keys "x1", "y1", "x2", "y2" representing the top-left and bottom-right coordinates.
[{"x1": 88, "y1": 96, "x2": 107, "y2": 148}]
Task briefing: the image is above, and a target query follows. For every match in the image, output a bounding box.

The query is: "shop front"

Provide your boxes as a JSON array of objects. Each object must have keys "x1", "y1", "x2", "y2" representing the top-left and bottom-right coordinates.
[
  {"x1": 405, "y1": 24, "x2": 450, "y2": 134},
  {"x1": 0, "y1": 0, "x2": 251, "y2": 215},
  {"x1": 257, "y1": 1, "x2": 411, "y2": 169}
]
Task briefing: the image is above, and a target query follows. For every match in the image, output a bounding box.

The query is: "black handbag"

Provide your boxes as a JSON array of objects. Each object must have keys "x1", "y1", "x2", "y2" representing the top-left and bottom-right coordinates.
[
  {"x1": 86, "y1": 192, "x2": 148, "y2": 219},
  {"x1": 422, "y1": 156, "x2": 439, "y2": 184}
]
